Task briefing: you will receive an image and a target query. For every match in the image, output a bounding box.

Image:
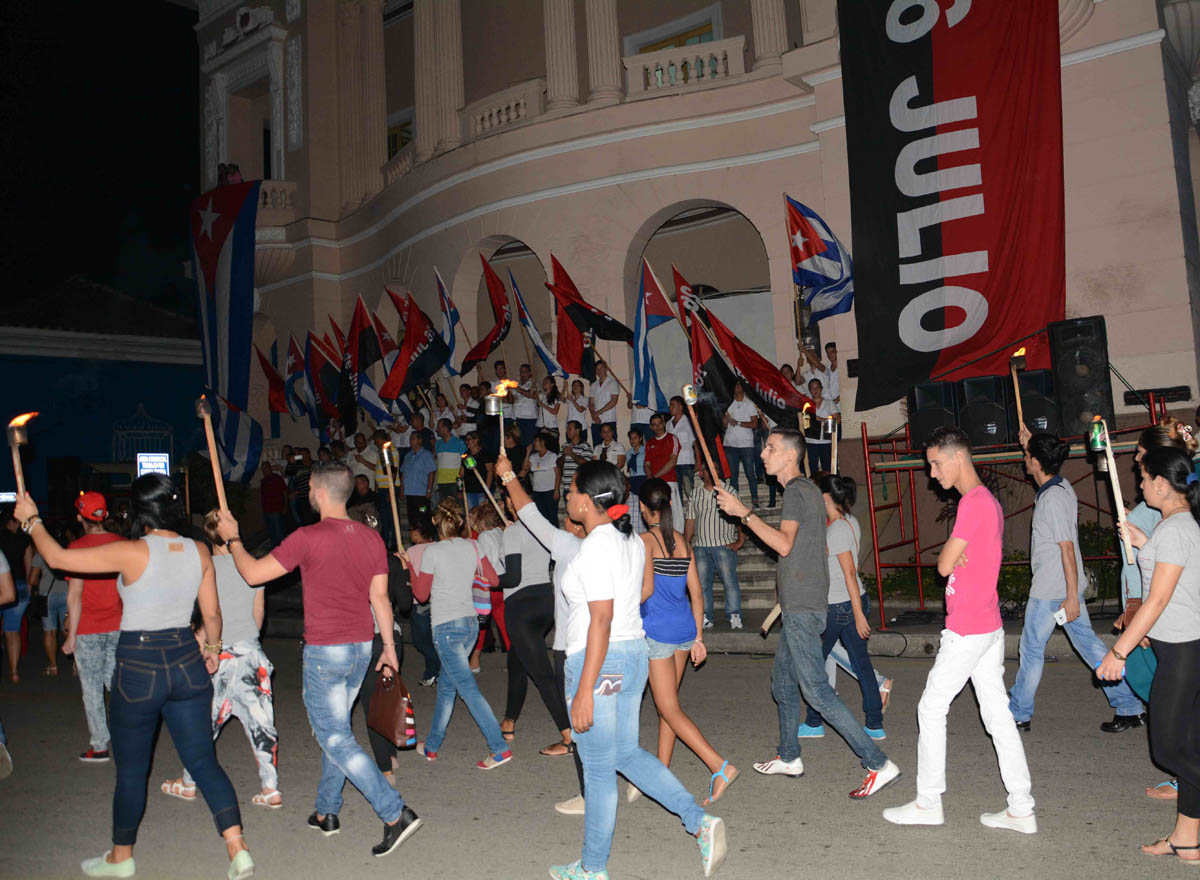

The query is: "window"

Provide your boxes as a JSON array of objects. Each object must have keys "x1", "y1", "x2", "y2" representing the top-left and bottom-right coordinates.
[
  {"x1": 638, "y1": 22, "x2": 714, "y2": 54},
  {"x1": 387, "y1": 120, "x2": 413, "y2": 159},
  {"x1": 623, "y1": 3, "x2": 723, "y2": 56}
]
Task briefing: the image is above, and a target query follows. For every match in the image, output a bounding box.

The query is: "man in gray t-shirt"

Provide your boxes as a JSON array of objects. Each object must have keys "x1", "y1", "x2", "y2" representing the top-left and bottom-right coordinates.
[
  {"x1": 1008, "y1": 431, "x2": 1145, "y2": 731},
  {"x1": 716, "y1": 428, "x2": 896, "y2": 795}
]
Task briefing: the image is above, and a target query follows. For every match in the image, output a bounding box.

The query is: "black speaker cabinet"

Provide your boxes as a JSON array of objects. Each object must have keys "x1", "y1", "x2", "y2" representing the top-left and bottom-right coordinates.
[
  {"x1": 1049, "y1": 317, "x2": 1114, "y2": 438},
  {"x1": 959, "y1": 376, "x2": 1010, "y2": 446},
  {"x1": 1010, "y1": 369, "x2": 1059, "y2": 436},
  {"x1": 907, "y1": 381, "x2": 958, "y2": 448}
]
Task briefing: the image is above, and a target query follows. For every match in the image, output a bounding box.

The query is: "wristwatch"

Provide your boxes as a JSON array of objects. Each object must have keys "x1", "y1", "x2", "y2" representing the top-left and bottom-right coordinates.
[{"x1": 740, "y1": 510, "x2": 756, "y2": 525}]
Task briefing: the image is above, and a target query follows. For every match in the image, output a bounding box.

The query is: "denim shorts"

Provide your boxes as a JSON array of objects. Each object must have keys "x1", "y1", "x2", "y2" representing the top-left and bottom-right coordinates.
[
  {"x1": 645, "y1": 635, "x2": 693, "y2": 660},
  {"x1": 0, "y1": 583, "x2": 29, "y2": 633},
  {"x1": 42, "y1": 591, "x2": 68, "y2": 631}
]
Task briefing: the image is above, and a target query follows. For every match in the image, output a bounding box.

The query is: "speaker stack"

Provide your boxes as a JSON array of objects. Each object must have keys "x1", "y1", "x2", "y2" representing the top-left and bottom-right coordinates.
[
  {"x1": 906, "y1": 381, "x2": 958, "y2": 449},
  {"x1": 1048, "y1": 316, "x2": 1114, "y2": 438}
]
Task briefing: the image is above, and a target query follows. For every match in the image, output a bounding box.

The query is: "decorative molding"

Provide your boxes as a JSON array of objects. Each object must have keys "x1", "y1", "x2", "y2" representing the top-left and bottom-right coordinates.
[
  {"x1": 1060, "y1": 28, "x2": 1165, "y2": 67},
  {"x1": 286, "y1": 0, "x2": 302, "y2": 24},
  {"x1": 257, "y1": 139, "x2": 821, "y2": 292},
  {"x1": 196, "y1": 0, "x2": 241, "y2": 31},
  {"x1": 286, "y1": 35, "x2": 303, "y2": 151},
  {"x1": 804, "y1": 66, "x2": 841, "y2": 85},
  {"x1": 809, "y1": 115, "x2": 845, "y2": 133},
  {"x1": 0, "y1": 327, "x2": 202, "y2": 366}
]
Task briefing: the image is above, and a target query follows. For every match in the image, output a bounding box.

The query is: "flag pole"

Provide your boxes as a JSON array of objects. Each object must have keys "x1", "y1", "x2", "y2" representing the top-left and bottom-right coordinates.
[{"x1": 590, "y1": 348, "x2": 633, "y2": 400}]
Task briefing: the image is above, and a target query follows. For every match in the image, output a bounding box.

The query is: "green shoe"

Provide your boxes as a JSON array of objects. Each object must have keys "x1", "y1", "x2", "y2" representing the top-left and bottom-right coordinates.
[
  {"x1": 81, "y1": 853, "x2": 135, "y2": 878},
  {"x1": 548, "y1": 860, "x2": 609, "y2": 880},
  {"x1": 228, "y1": 849, "x2": 254, "y2": 880},
  {"x1": 697, "y1": 814, "x2": 727, "y2": 877}
]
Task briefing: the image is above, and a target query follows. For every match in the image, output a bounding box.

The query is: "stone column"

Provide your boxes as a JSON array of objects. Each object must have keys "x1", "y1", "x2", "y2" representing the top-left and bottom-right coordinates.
[
  {"x1": 543, "y1": 0, "x2": 579, "y2": 111},
  {"x1": 336, "y1": 0, "x2": 387, "y2": 208},
  {"x1": 750, "y1": 0, "x2": 788, "y2": 70},
  {"x1": 413, "y1": 0, "x2": 439, "y2": 160},
  {"x1": 585, "y1": 0, "x2": 622, "y2": 105},
  {"x1": 361, "y1": 0, "x2": 387, "y2": 198},
  {"x1": 337, "y1": 2, "x2": 364, "y2": 209},
  {"x1": 435, "y1": 0, "x2": 463, "y2": 150}
]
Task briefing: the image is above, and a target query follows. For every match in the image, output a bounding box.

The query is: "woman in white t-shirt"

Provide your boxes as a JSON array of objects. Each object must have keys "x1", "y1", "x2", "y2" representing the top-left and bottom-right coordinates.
[
  {"x1": 722, "y1": 381, "x2": 759, "y2": 508},
  {"x1": 566, "y1": 379, "x2": 590, "y2": 427},
  {"x1": 537, "y1": 377, "x2": 562, "y2": 438},
  {"x1": 524, "y1": 433, "x2": 561, "y2": 524},
  {"x1": 433, "y1": 393, "x2": 456, "y2": 432},
  {"x1": 805, "y1": 376, "x2": 840, "y2": 476},
  {"x1": 1099, "y1": 446, "x2": 1200, "y2": 859},
  {"x1": 550, "y1": 461, "x2": 725, "y2": 880}
]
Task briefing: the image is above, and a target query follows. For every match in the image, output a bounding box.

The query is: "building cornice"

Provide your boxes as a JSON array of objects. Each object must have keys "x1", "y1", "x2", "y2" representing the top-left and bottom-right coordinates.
[{"x1": 0, "y1": 327, "x2": 202, "y2": 366}]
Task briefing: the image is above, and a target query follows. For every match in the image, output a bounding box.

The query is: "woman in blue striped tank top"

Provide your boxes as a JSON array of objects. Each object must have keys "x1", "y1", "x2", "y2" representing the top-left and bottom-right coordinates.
[
  {"x1": 16, "y1": 475, "x2": 254, "y2": 879},
  {"x1": 635, "y1": 478, "x2": 739, "y2": 808}
]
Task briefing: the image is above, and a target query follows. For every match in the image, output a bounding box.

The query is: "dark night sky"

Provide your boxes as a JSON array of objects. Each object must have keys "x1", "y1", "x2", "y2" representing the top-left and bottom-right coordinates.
[{"x1": 0, "y1": 1, "x2": 200, "y2": 318}]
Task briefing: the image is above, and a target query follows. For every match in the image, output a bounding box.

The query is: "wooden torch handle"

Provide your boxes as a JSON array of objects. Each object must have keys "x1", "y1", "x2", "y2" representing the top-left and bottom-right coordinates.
[{"x1": 201, "y1": 414, "x2": 229, "y2": 513}]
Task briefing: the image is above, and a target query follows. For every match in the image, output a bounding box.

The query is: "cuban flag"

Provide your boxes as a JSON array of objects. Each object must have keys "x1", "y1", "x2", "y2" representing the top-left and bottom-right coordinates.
[
  {"x1": 190, "y1": 181, "x2": 261, "y2": 410},
  {"x1": 435, "y1": 268, "x2": 461, "y2": 376},
  {"x1": 284, "y1": 334, "x2": 309, "y2": 421},
  {"x1": 785, "y1": 195, "x2": 855, "y2": 323},
  {"x1": 633, "y1": 260, "x2": 673, "y2": 412},
  {"x1": 357, "y1": 372, "x2": 394, "y2": 425},
  {"x1": 208, "y1": 391, "x2": 263, "y2": 483},
  {"x1": 510, "y1": 270, "x2": 566, "y2": 379}
]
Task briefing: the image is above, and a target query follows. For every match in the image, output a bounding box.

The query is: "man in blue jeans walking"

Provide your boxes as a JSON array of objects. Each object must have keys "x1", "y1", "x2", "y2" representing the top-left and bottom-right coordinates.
[
  {"x1": 685, "y1": 462, "x2": 744, "y2": 630},
  {"x1": 715, "y1": 428, "x2": 900, "y2": 798},
  {"x1": 218, "y1": 461, "x2": 423, "y2": 857},
  {"x1": 1008, "y1": 429, "x2": 1145, "y2": 732}
]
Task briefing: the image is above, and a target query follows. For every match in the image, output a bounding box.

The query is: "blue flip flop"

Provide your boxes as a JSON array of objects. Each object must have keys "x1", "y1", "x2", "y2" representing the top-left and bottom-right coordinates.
[{"x1": 704, "y1": 759, "x2": 740, "y2": 806}]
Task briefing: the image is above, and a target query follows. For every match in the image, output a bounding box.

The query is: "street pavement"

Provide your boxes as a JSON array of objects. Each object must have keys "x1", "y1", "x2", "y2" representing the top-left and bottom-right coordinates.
[{"x1": 0, "y1": 635, "x2": 1180, "y2": 879}]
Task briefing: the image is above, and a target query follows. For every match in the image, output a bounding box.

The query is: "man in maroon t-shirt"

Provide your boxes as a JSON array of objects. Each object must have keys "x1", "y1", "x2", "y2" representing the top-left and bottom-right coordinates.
[
  {"x1": 259, "y1": 461, "x2": 288, "y2": 546},
  {"x1": 645, "y1": 412, "x2": 684, "y2": 531},
  {"x1": 218, "y1": 461, "x2": 422, "y2": 857}
]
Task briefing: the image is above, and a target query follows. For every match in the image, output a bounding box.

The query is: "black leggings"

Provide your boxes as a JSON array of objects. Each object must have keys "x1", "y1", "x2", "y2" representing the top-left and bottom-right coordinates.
[
  {"x1": 1149, "y1": 638, "x2": 1200, "y2": 818},
  {"x1": 553, "y1": 649, "x2": 585, "y2": 796},
  {"x1": 359, "y1": 632, "x2": 406, "y2": 773},
  {"x1": 504, "y1": 584, "x2": 571, "y2": 733}
]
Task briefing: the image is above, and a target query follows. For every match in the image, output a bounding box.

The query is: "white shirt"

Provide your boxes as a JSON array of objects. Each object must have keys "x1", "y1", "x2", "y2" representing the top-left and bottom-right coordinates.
[
  {"x1": 631, "y1": 405, "x2": 655, "y2": 425},
  {"x1": 596, "y1": 440, "x2": 626, "y2": 466},
  {"x1": 537, "y1": 392, "x2": 559, "y2": 430},
  {"x1": 801, "y1": 365, "x2": 836, "y2": 400},
  {"x1": 589, "y1": 375, "x2": 619, "y2": 422},
  {"x1": 724, "y1": 398, "x2": 757, "y2": 448},
  {"x1": 566, "y1": 392, "x2": 590, "y2": 427},
  {"x1": 668, "y1": 415, "x2": 696, "y2": 465},
  {"x1": 825, "y1": 364, "x2": 841, "y2": 402},
  {"x1": 434, "y1": 407, "x2": 456, "y2": 431},
  {"x1": 561, "y1": 523, "x2": 646, "y2": 655},
  {"x1": 346, "y1": 447, "x2": 375, "y2": 481},
  {"x1": 514, "y1": 380, "x2": 539, "y2": 419},
  {"x1": 808, "y1": 398, "x2": 840, "y2": 445},
  {"x1": 517, "y1": 503, "x2": 582, "y2": 651},
  {"x1": 528, "y1": 450, "x2": 558, "y2": 493}
]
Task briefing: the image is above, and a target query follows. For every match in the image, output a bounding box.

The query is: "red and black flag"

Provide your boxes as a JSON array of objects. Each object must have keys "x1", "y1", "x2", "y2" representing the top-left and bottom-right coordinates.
[
  {"x1": 304, "y1": 331, "x2": 342, "y2": 420},
  {"x1": 459, "y1": 254, "x2": 513, "y2": 375},
  {"x1": 380, "y1": 288, "x2": 451, "y2": 399},
  {"x1": 348, "y1": 295, "x2": 383, "y2": 376},
  {"x1": 253, "y1": 345, "x2": 288, "y2": 414},
  {"x1": 705, "y1": 310, "x2": 811, "y2": 429},
  {"x1": 546, "y1": 255, "x2": 634, "y2": 345},
  {"x1": 672, "y1": 266, "x2": 732, "y2": 479},
  {"x1": 373, "y1": 309, "x2": 400, "y2": 373}
]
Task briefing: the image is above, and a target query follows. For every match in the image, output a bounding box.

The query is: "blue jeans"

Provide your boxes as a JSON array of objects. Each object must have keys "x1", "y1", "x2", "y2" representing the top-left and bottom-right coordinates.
[
  {"x1": 410, "y1": 604, "x2": 440, "y2": 680},
  {"x1": 517, "y1": 418, "x2": 537, "y2": 447},
  {"x1": 533, "y1": 490, "x2": 557, "y2": 525},
  {"x1": 806, "y1": 597, "x2": 883, "y2": 729},
  {"x1": 725, "y1": 446, "x2": 758, "y2": 505},
  {"x1": 110, "y1": 628, "x2": 241, "y2": 844},
  {"x1": 1008, "y1": 595, "x2": 1143, "y2": 722},
  {"x1": 467, "y1": 492, "x2": 485, "y2": 512},
  {"x1": 565, "y1": 639, "x2": 704, "y2": 873},
  {"x1": 676, "y1": 464, "x2": 695, "y2": 503},
  {"x1": 0, "y1": 582, "x2": 29, "y2": 632},
  {"x1": 694, "y1": 545, "x2": 741, "y2": 620},
  {"x1": 263, "y1": 511, "x2": 284, "y2": 547},
  {"x1": 426, "y1": 616, "x2": 507, "y2": 757},
  {"x1": 42, "y1": 591, "x2": 68, "y2": 631},
  {"x1": 807, "y1": 442, "x2": 832, "y2": 476},
  {"x1": 302, "y1": 641, "x2": 405, "y2": 822},
  {"x1": 773, "y1": 611, "x2": 888, "y2": 768}
]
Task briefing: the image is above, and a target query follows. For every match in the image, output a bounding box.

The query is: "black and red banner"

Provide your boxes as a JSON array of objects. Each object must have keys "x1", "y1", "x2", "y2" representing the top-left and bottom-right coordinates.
[
  {"x1": 380, "y1": 288, "x2": 451, "y2": 399},
  {"x1": 839, "y1": 0, "x2": 1064, "y2": 411},
  {"x1": 459, "y1": 254, "x2": 513, "y2": 375}
]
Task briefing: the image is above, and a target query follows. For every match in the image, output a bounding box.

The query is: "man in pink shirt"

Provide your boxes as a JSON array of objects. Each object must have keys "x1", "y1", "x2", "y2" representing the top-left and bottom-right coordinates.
[{"x1": 883, "y1": 427, "x2": 1035, "y2": 834}]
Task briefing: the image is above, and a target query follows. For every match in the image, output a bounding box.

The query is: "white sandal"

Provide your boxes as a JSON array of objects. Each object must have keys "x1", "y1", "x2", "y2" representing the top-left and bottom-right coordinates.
[
  {"x1": 161, "y1": 778, "x2": 197, "y2": 800},
  {"x1": 252, "y1": 789, "x2": 283, "y2": 809}
]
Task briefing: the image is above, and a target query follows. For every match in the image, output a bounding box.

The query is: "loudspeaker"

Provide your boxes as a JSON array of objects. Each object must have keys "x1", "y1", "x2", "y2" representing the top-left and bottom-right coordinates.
[
  {"x1": 907, "y1": 381, "x2": 958, "y2": 448},
  {"x1": 959, "y1": 376, "x2": 1010, "y2": 446},
  {"x1": 1010, "y1": 369, "x2": 1059, "y2": 435},
  {"x1": 1049, "y1": 317, "x2": 1114, "y2": 438}
]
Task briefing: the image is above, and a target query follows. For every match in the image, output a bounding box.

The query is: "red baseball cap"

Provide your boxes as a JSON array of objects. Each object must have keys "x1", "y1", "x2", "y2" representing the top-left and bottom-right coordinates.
[{"x1": 74, "y1": 492, "x2": 108, "y2": 522}]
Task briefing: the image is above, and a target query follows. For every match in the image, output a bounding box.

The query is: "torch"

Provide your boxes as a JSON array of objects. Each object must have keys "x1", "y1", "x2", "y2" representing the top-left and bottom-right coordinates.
[
  {"x1": 800, "y1": 402, "x2": 813, "y2": 477},
  {"x1": 1009, "y1": 347, "x2": 1027, "y2": 433},
  {"x1": 1094, "y1": 416, "x2": 1134, "y2": 564},
  {"x1": 194, "y1": 395, "x2": 229, "y2": 513},
  {"x1": 485, "y1": 380, "x2": 518, "y2": 446},
  {"x1": 462, "y1": 453, "x2": 509, "y2": 525},
  {"x1": 380, "y1": 441, "x2": 406, "y2": 554},
  {"x1": 7, "y1": 412, "x2": 38, "y2": 497},
  {"x1": 681, "y1": 385, "x2": 721, "y2": 488}
]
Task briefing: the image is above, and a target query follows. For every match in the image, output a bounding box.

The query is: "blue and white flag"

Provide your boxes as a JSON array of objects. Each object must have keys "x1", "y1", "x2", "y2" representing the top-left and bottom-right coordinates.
[
  {"x1": 435, "y1": 267, "x2": 461, "y2": 376},
  {"x1": 510, "y1": 270, "x2": 567, "y2": 379},
  {"x1": 209, "y1": 391, "x2": 263, "y2": 483},
  {"x1": 785, "y1": 195, "x2": 854, "y2": 323},
  {"x1": 357, "y1": 372, "x2": 394, "y2": 425},
  {"x1": 633, "y1": 260, "x2": 672, "y2": 411}
]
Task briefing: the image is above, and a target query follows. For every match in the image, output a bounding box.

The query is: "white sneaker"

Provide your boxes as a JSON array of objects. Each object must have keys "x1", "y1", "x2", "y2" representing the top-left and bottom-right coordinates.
[
  {"x1": 729, "y1": 614, "x2": 743, "y2": 630},
  {"x1": 850, "y1": 759, "x2": 901, "y2": 798},
  {"x1": 0, "y1": 742, "x2": 11, "y2": 780},
  {"x1": 555, "y1": 795, "x2": 585, "y2": 816},
  {"x1": 626, "y1": 782, "x2": 643, "y2": 803},
  {"x1": 882, "y1": 799, "x2": 945, "y2": 826},
  {"x1": 980, "y1": 809, "x2": 1037, "y2": 834},
  {"x1": 753, "y1": 756, "x2": 804, "y2": 777},
  {"x1": 702, "y1": 616, "x2": 714, "y2": 630}
]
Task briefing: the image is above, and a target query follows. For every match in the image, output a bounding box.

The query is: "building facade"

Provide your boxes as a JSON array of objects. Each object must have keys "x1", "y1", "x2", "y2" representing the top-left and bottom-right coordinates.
[{"x1": 193, "y1": 0, "x2": 1200, "y2": 451}]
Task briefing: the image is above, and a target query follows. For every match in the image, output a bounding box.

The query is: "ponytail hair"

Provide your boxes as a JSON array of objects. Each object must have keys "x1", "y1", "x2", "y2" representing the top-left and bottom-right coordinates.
[
  {"x1": 638, "y1": 477, "x2": 676, "y2": 555},
  {"x1": 129, "y1": 474, "x2": 186, "y2": 539},
  {"x1": 1139, "y1": 417, "x2": 1198, "y2": 455},
  {"x1": 1140, "y1": 446, "x2": 1200, "y2": 524},
  {"x1": 573, "y1": 460, "x2": 633, "y2": 536},
  {"x1": 817, "y1": 473, "x2": 857, "y2": 515},
  {"x1": 433, "y1": 496, "x2": 465, "y2": 541}
]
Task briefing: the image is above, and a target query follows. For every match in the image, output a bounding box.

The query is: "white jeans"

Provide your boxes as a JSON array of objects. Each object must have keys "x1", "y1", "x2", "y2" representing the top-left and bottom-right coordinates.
[{"x1": 916, "y1": 628, "x2": 1034, "y2": 815}]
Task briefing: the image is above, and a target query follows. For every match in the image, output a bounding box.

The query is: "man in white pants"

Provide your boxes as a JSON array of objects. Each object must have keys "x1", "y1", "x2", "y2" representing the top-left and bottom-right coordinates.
[{"x1": 882, "y1": 426, "x2": 1035, "y2": 834}]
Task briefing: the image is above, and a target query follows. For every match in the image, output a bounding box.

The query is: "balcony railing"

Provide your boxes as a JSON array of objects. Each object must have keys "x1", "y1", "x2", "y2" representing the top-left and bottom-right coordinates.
[
  {"x1": 382, "y1": 141, "x2": 416, "y2": 188},
  {"x1": 623, "y1": 35, "x2": 746, "y2": 96},
  {"x1": 461, "y1": 77, "x2": 546, "y2": 141},
  {"x1": 257, "y1": 179, "x2": 298, "y2": 226}
]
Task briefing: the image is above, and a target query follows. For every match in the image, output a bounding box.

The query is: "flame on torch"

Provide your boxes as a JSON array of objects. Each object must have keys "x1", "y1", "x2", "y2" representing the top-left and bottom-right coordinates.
[
  {"x1": 492, "y1": 380, "x2": 518, "y2": 397},
  {"x1": 1013, "y1": 347, "x2": 1026, "y2": 357},
  {"x1": 8, "y1": 412, "x2": 38, "y2": 429}
]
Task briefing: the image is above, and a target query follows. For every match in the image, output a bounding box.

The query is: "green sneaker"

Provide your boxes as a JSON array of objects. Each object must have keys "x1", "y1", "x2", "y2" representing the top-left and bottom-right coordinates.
[
  {"x1": 81, "y1": 853, "x2": 136, "y2": 878},
  {"x1": 697, "y1": 814, "x2": 727, "y2": 877},
  {"x1": 548, "y1": 860, "x2": 610, "y2": 880}
]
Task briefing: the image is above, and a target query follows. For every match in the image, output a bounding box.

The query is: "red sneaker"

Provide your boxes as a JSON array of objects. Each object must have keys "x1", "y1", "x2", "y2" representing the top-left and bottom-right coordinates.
[
  {"x1": 849, "y1": 760, "x2": 900, "y2": 798},
  {"x1": 476, "y1": 750, "x2": 513, "y2": 770},
  {"x1": 79, "y1": 748, "x2": 110, "y2": 763}
]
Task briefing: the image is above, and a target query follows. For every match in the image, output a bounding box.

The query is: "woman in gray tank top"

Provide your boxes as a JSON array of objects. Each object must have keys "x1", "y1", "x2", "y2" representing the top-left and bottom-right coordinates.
[
  {"x1": 161, "y1": 509, "x2": 279, "y2": 810},
  {"x1": 15, "y1": 475, "x2": 255, "y2": 880}
]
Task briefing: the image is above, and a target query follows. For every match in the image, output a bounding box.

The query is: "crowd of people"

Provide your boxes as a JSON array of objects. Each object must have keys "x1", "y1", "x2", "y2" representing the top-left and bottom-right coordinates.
[{"x1": 7, "y1": 337, "x2": 1200, "y2": 876}]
